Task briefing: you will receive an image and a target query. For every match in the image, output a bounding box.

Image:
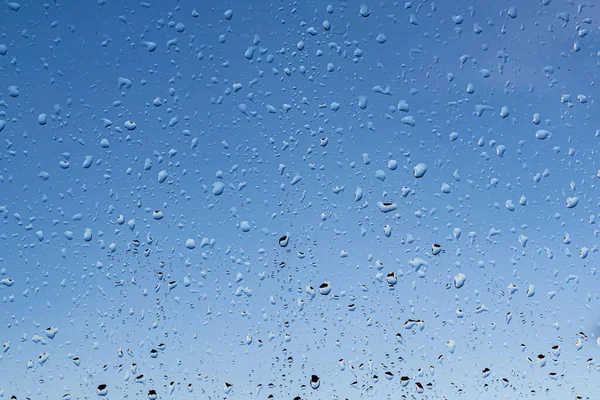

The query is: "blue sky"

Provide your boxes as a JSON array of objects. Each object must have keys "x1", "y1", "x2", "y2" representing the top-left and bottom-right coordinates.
[{"x1": 1, "y1": 0, "x2": 599, "y2": 399}]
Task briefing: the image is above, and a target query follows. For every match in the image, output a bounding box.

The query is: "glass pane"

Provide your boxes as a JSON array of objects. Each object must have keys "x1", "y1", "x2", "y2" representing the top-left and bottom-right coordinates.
[{"x1": 0, "y1": 0, "x2": 598, "y2": 398}]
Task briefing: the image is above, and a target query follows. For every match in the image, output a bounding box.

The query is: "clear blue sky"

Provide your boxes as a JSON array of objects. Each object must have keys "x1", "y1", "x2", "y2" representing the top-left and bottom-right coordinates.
[{"x1": 1, "y1": 0, "x2": 599, "y2": 399}]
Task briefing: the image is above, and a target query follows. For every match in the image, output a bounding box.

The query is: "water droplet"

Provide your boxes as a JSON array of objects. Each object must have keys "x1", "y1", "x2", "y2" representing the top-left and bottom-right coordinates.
[
  {"x1": 446, "y1": 340, "x2": 456, "y2": 353},
  {"x1": 354, "y1": 187, "x2": 363, "y2": 202},
  {"x1": 454, "y1": 273, "x2": 467, "y2": 288},
  {"x1": 383, "y1": 225, "x2": 392, "y2": 237},
  {"x1": 566, "y1": 196, "x2": 579, "y2": 208},
  {"x1": 279, "y1": 234, "x2": 289, "y2": 247},
  {"x1": 536, "y1": 353, "x2": 546, "y2": 367},
  {"x1": 7, "y1": 85, "x2": 19, "y2": 97},
  {"x1": 45, "y1": 327, "x2": 58, "y2": 339},
  {"x1": 310, "y1": 375, "x2": 320, "y2": 389},
  {"x1": 496, "y1": 145, "x2": 506, "y2": 157},
  {"x1": 359, "y1": 4, "x2": 371, "y2": 17},
  {"x1": 143, "y1": 41, "x2": 157, "y2": 51},
  {"x1": 453, "y1": 228, "x2": 462, "y2": 240},
  {"x1": 212, "y1": 181, "x2": 225, "y2": 196},
  {"x1": 158, "y1": 170, "x2": 168, "y2": 183},
  {"x1": 97, "y1": 384, "x2": 108, "y2": 396},
  {"x1": 358, "y1": 95, "x2": 368, "y2": 109},
  {"x1": 318, "y1": 282, "x2": 331, "y2": 295},
  {"x1": 413, "y1": 163, "x2": 427, "y2": 178},
  {"x1": 506, "y1": 200, "x2": 515, "y2": 211},
  {"x1": 240, "y1": 221, "x2": 251, "y2": 232},
  {"x1": 404, "y1": 319, "x2": 425, "y2": 330},
  {"x1": 124, "y1": 120, "x2": 136, "y2": 130},
  {"x1": 377, "y1": 202, "x2": 397, "y2": 213},
  {"x1": 526, "y1": 284, "x2": 536, "y2": 297},
  {"x1": 386, "y1": 272, "x2": 397, "y2": 285},
  {"x1": 152, "y1": 210, "x2": 164, "y2": 220},
  {"x1": 401, "y1": 115, "x2": 416, "y2": 127},
  {"x1": 519, "y1": 196, "x2": 527, "y2": 206},
  {"x1": 535, "y1": 129, "x2": 551, "y2": 140},
  {"x1": 81, "y1": 155, "x2": 93, "y2": 169}
]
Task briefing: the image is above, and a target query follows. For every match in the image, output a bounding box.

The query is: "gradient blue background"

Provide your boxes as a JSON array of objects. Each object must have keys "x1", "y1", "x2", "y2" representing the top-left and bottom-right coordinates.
[{"x1": 1, "y1": 0, "x2": 599, "y2": 398}]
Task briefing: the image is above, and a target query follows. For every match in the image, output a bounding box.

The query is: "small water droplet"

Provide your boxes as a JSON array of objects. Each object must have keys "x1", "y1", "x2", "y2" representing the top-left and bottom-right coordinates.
[
  {"x1": 454, "y1": 273, "x2": 467, "y2": 288},
  {"x1": 535, "y1": 129, "x2": 551, "y2": 140},
  {"x1": 359, "y1": 4, "x2": 371, "y2": 17},
  {"x1": 279, "y1": 234, "x2": 289, "y2": 247},
  {"x1": 413, "y1": 163, "x2": 427, "y2": 178},
  {"x1": 310, "y1": 375, "x2": 320, "y2": 389}
]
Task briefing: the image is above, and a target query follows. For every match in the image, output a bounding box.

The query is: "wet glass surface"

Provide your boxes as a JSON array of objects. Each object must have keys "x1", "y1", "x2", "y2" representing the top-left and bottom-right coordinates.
[{"x1": 1, "y1": 0, "x2": 599, "y2": 398}]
